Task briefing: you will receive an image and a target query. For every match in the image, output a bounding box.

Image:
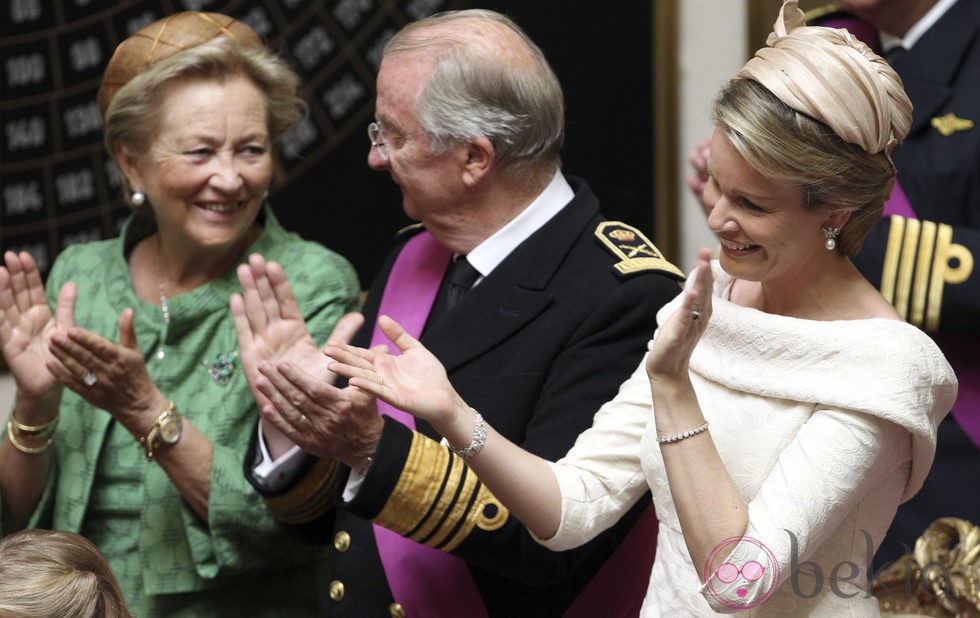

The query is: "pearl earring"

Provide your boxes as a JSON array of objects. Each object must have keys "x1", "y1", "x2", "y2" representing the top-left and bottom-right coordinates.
[
  {"x1": 822, "y1": 227, "x2": 841, "y2": 251},
  {"x1": 131, "y1": 188, "x2": 146, "y2": 207}
]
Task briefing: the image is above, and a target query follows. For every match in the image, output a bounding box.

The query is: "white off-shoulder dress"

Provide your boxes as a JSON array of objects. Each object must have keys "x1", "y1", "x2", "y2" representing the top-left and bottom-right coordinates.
[{"x1": 539, "y1": 261, "x2": 958, "y2": 617}]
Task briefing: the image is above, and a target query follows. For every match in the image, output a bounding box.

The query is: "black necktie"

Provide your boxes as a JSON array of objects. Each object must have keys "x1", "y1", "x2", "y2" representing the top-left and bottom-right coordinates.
[
  {"x1": 446, "y1": 256, "x2": 479, "y2": 307},
  {"x1": 427, "y1": 256, "x2": 480, "y2": 325}
]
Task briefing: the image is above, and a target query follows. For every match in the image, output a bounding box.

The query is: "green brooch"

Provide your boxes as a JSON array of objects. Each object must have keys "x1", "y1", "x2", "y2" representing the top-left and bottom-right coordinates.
[{"x1": 202, "y1": 351, "x2": 238, "y2": 386}]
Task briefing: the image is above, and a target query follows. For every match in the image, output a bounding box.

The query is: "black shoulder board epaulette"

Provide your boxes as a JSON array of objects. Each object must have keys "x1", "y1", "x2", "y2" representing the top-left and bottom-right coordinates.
[
  {"x1": 804, "y1": 2, "x2": 846, "y2": 23},
  {"x1": 595, "y1": 221, "x2": 685, "y2": 281},
  {"x1": 394, "y1": 222, "x2": 425, "y2": 240}
]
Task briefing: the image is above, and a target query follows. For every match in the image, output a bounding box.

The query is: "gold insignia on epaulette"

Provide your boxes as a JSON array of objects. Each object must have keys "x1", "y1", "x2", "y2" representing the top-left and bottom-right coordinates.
[
  {"x1": 595, "y1": 221, "x2": 685, "y2": 280},
  {"x1": 931, "y1": 113, "x2": 974, "y2": 137},
  {"x1": 803, "y1": 2, "x2": 844, "y2": 23}
]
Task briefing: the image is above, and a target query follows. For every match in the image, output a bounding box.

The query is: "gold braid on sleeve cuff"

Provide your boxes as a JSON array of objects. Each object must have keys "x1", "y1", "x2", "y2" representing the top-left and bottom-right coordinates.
[
  {"x1": 263, "y1": 457, "x2": 343, "y2": 525},
  {"x1": 372, "y1": 432, "x2": 508, "y2": 552}
]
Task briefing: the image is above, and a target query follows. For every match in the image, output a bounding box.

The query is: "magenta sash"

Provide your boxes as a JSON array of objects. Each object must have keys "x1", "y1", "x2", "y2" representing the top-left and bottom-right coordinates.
[
  {"x1": 818, "y1": 15, "x2": 879, "y2": 52},
  {"x1": 369, "y1": 231, "x2": 489, "y2": 617},
  {"x1": 883, "y1": 180, "x2": 916, "y2": 219},
  {"x1": 563, "y1": 503, "x2": 658, "y2": 618}
]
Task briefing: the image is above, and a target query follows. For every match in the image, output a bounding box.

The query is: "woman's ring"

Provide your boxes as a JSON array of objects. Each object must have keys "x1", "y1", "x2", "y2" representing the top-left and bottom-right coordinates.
[
  {"x1": 378, "y1": 375, "x2": 384, "y2": 386},
  {"x1": 82, "y1": 371, "x2": 98, "y2": 386},
  {"x1": 691, "y1": 310, "x2": 702, "y2": 322},
  {"x1": 299, "y1": 414, "x2": 308, "y2": 423}
]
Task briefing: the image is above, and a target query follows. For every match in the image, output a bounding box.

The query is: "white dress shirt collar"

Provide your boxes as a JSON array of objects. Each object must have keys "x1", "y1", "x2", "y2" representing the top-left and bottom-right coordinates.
[
  {"x1": 464, "y1": 170, "x2": 574, "y2": 279},
  {"x1": 880, "y1": 0, "x2": 957, "y2": 52}
]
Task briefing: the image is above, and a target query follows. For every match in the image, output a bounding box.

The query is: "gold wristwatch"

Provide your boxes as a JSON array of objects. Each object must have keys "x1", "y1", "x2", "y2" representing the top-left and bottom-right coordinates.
[{"x1": 140, "y1": 401, "x2": 183, "y2": 460}]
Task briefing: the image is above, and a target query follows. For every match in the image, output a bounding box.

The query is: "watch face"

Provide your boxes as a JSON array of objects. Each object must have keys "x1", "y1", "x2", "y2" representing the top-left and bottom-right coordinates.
[{"x1": 159, "y1": 413, "x2": 182, "y2": 444}]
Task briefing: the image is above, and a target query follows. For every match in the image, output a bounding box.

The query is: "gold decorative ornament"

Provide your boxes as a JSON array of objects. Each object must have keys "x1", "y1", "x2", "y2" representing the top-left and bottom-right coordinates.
[
  {"x1": 873, "y1": 517, "x2": 980, "y2": 616},
  {"x1": 931, "y1": 113, "x2": 975, "y2": 137}
]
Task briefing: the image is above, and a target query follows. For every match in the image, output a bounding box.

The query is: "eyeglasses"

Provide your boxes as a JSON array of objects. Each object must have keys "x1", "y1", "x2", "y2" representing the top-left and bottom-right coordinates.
[
  {"x1": 368, "y1": 121, "x2": 387, "y2": 159},
  {"x1": 368, "y1": 121, "x2": 414, "y2": 160},
  {"x1": 367, "y1": 121, "x2": 403, "y2": 161}
]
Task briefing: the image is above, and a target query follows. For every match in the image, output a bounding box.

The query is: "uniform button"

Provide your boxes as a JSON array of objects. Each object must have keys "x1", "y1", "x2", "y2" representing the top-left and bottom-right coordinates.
[
  {"x1": 334, "y1": 530, "x2": 351, "y2": 552},
  {"x1": 389, "y1": 603, "x2": 405, "y2": 618},
  {"x1": 329, "y1": 580, "x2": 345, "y2": 601}
]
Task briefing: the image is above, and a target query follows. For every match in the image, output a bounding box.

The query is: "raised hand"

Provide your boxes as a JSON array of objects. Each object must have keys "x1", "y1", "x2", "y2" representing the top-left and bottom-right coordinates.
[
  {"x1": 646, "y1": 247, "x2": 714, "y2": 383},
  {"x1": 685, "y1": 139, "x2": 711, "y2": 216},
  {"x1": 250, "y1": 356, "x2": 381, "y2": 468},
  {"x1": 231, "y1": 252, "x2": 375, "y2": 461},
  {"x1": 231, "y1": 253, "x2": 363, "y2": 410},
  {"x1": 46, "y1": 308, "x2": 164, "y2": 432},
  {"x1": 0, "y1": 251, "x2": 74, "y2": 402},
  {"x1": 325, "y1": 315, "x2": 466, "y2": 429}
]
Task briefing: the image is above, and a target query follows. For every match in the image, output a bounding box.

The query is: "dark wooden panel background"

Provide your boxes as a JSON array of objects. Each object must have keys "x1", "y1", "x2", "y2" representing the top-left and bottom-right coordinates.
[{"x1": 1, "y1": 0, "x2": 657, "y2": 289}]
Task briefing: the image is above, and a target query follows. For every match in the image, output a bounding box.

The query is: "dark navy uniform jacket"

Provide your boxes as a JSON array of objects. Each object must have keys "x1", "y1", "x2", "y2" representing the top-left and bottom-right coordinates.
[{"x1": 246, "y1": 176, "x2": 685, "y2": 616}]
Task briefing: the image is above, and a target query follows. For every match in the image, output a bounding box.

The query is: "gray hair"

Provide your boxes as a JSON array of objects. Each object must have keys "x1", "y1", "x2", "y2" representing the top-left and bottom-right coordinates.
[{"x1": 384, "y1": 9, "x2": 564, "y2": 182}]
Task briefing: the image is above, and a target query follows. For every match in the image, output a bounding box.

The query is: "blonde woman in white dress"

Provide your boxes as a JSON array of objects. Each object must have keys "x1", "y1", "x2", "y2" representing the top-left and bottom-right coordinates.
[{"x1": 320, "y1": 1, "x2": 958, "y2": 615}]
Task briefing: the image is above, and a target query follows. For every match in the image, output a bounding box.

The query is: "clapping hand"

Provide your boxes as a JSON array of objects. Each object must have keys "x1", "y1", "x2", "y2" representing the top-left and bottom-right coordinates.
[
  {"x1": 0, "y1": 251, "x2": 74, "y2": 404},
  {"x1": 324, "y1": 315, "x2": 468, "y2": 431},
  {"x1": 46, "y1": 308, "x2": 165, "y2": 430},
  {"x1": 232, "y1": 253, "x2": 379, "y2": 464},
  {"x1": 231, "y1": 253, "x2": 354, "y2": 411},
  {"x1": 646, "y1": 247, "x2": 714, "y2": 384},
  {"x1": 686, "y1": 139, "x2": 711, "y2": 216}
]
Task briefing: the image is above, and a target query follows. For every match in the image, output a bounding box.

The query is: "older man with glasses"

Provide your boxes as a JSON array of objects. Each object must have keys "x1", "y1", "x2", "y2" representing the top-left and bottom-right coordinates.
[{"x1": 235, "y1": 9, "x2": 685, "y2": 618}]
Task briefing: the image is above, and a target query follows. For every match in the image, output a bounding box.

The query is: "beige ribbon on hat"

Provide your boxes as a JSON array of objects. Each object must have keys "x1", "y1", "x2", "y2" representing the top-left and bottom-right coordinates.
[{"x1": 737, "y1": 0, "x2": 911, "y2": 158}]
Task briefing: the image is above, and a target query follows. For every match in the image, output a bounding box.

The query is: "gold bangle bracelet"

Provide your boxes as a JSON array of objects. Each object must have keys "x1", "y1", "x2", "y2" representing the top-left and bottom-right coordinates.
[
  {"x1": 6, "y1": 419, "x2": 55, "y2": 454},
  {"x1": 8, "y1": 412, "x2": 59, "y2": 436}
]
